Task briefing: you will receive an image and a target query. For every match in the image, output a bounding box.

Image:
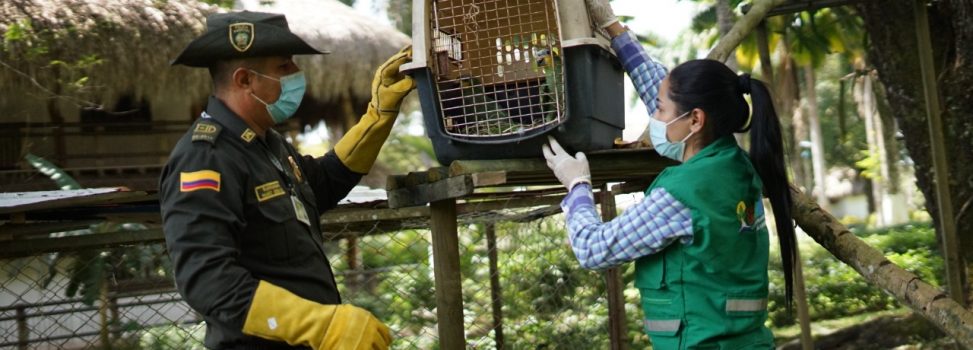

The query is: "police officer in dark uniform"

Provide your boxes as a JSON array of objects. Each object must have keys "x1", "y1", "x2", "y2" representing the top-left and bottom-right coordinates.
[{"x1": 160, "y1": 11, "x2": 413, "y2": 350}]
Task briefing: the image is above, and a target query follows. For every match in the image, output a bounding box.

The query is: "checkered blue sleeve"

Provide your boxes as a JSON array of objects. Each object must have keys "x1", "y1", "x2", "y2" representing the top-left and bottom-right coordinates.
[
  {"x1": 560, "y1": 184, "x2": 694, "y2": 270},
  {"x1": 611, "y1": 31, "x2": 668, "y2": 116}
]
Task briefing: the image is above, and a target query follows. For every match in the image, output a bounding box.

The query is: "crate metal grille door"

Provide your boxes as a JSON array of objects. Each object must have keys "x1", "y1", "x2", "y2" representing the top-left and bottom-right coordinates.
[{"x1": 430, "y1": 0, "x2": 566, "y2": 141}]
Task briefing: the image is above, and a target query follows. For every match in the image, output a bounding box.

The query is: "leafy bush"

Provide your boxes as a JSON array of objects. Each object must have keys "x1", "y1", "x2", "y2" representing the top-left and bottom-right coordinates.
[{"x1": 768, "y1": 222, "x2": 940, "y2": 327}]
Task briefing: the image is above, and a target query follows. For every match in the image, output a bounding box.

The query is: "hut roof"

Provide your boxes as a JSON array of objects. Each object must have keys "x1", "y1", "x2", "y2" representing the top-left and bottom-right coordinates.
[
  {"x1": 1, "y1": 0, "x2": 411, "y2": 123},
  {"x1": 0, "y1": 0, "x2": 216, "y2": 122},
  {"x1": 236, "y1": 0, "x2": 411, "y2": 103}
]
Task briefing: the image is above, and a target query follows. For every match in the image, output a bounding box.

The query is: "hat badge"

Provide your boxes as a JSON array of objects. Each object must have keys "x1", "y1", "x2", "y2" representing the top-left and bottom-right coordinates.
[{"x1": 229, "y1": 22, "x2": 255, "y2": 52}]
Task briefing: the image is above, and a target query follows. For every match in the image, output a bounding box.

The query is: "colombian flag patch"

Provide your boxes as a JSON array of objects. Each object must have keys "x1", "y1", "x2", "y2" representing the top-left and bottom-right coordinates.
[{"x1": 180, "y1": 170, "x2": 221, "y2": 192}]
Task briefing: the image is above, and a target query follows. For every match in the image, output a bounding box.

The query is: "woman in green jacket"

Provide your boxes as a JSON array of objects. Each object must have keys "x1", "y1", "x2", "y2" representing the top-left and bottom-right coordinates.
[{"x1": 543, "y1": 21, "x2": 797, "y2": 348}]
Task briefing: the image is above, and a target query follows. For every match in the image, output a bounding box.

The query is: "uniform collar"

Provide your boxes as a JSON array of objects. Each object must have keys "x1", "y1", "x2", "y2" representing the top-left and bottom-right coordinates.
[
  {"x1": 683, "y1": 136, "x2": 738, "y2": 165},
  {"x1": 203, "y1": 95, "x2": 259, "y2": 145}
]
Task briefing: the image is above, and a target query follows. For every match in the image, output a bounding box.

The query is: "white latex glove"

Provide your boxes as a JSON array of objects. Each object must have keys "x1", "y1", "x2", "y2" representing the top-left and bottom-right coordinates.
[
  {"x1": 584, "y1": 0, "x2": 619, "y2": 29},
  {"x1": 542, "y1": 136, "x2": 592, "y2": 190}
]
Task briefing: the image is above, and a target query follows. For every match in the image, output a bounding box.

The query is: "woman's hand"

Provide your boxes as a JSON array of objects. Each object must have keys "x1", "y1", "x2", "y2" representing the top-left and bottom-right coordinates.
[{"x1": 542, "y1": 137, "x2": 592, "y2": 190}]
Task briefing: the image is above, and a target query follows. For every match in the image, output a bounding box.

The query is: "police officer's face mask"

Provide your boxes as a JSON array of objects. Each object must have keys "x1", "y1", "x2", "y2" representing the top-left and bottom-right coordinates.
[
  {"x1": 249, "y1": 70, "x2": 306, "y2": 124},
  {"x1": 649, "y1": 110, "x2": 695, "y2": 162}
]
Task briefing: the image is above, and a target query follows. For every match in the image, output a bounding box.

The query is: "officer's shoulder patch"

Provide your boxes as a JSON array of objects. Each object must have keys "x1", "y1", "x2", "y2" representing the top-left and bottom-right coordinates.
[
  {"x1": 192, "y1": 120, "x2": 222, "y2": 144},
  {"x1": 180, "y1": 170, "x2": 221, "y2": 192}
]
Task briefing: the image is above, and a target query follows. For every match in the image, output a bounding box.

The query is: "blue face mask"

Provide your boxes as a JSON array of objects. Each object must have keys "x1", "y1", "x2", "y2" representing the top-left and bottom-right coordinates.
[
  {"x1": 649, "y1": 110, "x2": 695, "y2": 162},
  {"x1": 250, "y1": 70, "x2": 306, "y2": 124}
]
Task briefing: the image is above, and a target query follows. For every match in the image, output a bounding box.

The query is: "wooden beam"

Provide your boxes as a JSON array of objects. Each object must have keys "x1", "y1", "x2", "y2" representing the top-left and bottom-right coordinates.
[
  {"x1": 791, "y1": 186, "x2": 973, "y2": 347},
  {"x1": 763, "y1": 0, "x2": 867, "y2": 17},
  {"x1": 387, "y1": 175, "x2": 475, "y2": 208},
  {"x1": 0, "y1": 229, "x2": 165, "y2": 259},
  {"x1": 0, "y1": 221, "x2": 101, "y2": 240},
  {"x1": 708, "y1": 0, "x2": 788, "y2": 63},
  {"x1": 914, "y1": 0, "x2": 965, "y2": 306},
  {"x1": 429, "y1": 198, "x2": 466, "y2": 349}
]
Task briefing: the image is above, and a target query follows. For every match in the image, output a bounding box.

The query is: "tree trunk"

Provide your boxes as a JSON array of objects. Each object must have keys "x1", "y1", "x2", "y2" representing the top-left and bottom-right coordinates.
[
  {"x1": 855, "y1": 69, "x2": 886, "y2": 226},
  {"x1": 777, "y1": 49, "x2": 805, "y2": 189},
  {"x1": 857, "y1": 0, "x2": 973, "y2": 300},
  {"x1": 804, "y1": 65, "x2": 828, "y2": 210},
  {"x1": 716, "y1": 0, "x2": 739, "y2": 71}
]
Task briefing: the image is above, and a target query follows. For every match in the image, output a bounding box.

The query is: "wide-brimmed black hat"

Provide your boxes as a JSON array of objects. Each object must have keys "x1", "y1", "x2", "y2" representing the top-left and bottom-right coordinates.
[{"x1": 172, "y1": 11, "x2": 327, "y2": 67}]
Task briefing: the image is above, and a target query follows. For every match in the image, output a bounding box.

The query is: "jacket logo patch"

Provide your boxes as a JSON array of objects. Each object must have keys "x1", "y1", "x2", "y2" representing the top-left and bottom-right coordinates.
[
  {"x1": 229, "y1": 22, "x2": 255, "y2": 52},
  {"x1": 736, "y1": 200, "x2": 755, "y2": 233},
  {"x1": 180, "y1": 170, "x2": 221, "y2": 192},
  {"x1": 255, "y1": 181, "x2": 286, "y2": 202}
]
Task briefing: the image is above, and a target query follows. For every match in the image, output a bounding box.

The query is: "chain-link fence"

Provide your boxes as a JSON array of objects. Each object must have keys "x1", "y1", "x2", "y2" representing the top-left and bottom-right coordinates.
[{"x1": 2, "y1": 192, "x2": 651, "y2": 350}]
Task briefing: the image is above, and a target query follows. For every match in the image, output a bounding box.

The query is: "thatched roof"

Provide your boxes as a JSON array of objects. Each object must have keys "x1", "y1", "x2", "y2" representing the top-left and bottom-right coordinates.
[
  {"x1": 236, "y1": 0, "x2": 411, "y2": 104},
  {"x1": 1, "y1": 0, "x2": 411, "y2": 123},
  {"x1": 0, "y1": 0, "x2": 217, "y2": 122}
]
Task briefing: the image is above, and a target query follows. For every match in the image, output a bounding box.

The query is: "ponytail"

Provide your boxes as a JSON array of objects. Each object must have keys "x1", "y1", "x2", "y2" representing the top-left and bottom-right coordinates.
[{"x1": 745, "y1": 76, "x2": 797, "y2": 308}]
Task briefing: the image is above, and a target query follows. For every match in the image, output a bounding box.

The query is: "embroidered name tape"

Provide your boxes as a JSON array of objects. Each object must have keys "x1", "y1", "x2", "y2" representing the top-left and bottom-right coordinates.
[{"x1": 255, "y1": 181, "x2": 286, "y2": 202}]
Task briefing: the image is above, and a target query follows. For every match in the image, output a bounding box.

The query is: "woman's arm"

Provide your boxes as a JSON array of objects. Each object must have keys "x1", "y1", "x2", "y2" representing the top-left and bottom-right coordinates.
[{"x1": 561, "y1": 184, "x2": 694, "y2": 270}]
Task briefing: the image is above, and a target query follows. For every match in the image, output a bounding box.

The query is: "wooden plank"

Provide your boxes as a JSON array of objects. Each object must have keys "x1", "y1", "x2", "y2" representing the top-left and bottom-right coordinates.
[
  {"x1": 472, "y1": 171, "x2": 507, "y2": 187},
  {"x1": 429, "y1": 199, "x2": 466, "y2": 349},
  {"x1": 386, "y1": 167, "x2": 450, "y2": 190},
  {"x1": 0, "y1": 188, "x2": 139, "y2": 214},
  {"x1": 387, "y1": 175, "x2": 475, "y2": 208},
  {"x1": 0, "y1": 229, "x2": 165, "y2": 258},
  {"x1": 914, "y1": 0, "x2": 965, "y2": 305}
]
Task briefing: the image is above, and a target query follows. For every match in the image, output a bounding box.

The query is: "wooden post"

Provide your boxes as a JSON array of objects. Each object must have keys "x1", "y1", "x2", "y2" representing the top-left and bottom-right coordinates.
[
  {"x1": 792, "y1": 242, "x2": 814, "y2": 350},
  {"x1": 99, "y1": 279, "x2": 111, "y2": 350},
  {"x1": 430, "y1": 198, "x2": 466, "y2": 348},
  {"x1": 109, "y1": 296, "x2": 120, "y2": 341},
  {"x1": 346, "y1": 237, "x2": 360, "y2": 291},
  {"x1": 601, "y1": 185, "x2": 627, "y2": 350},
  {"x1": 485, "y1": 223, "x2": 506, "y2": 350},
  {"x1": 16, "y1": 305, "x2": 27, "y2": 350},
  {"x1": 914, "y1": 0, "x2": 965, "y2": 306}
]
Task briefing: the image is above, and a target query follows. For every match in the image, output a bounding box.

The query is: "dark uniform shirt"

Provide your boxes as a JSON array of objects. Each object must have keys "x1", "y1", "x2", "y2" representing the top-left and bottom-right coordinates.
[{"x1": 160, "y1": 96, "x2": 362, "y2": 350}]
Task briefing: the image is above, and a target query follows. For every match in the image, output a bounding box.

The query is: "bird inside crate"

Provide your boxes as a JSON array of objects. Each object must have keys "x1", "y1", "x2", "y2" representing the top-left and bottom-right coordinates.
[{"x1": 402, "y1": 0, "x2": 624, "y2": 163}]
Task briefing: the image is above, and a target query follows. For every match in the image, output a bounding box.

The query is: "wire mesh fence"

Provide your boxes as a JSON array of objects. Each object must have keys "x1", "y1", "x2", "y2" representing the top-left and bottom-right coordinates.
[{"x1": 1, "y1": 198, "x2": 649, "y2": 349}]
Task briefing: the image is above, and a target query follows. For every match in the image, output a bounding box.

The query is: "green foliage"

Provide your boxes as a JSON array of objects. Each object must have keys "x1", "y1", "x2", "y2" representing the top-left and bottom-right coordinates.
[
  {"x1": 25, "y1": 153, "x2": 82, "y2": 190},
  {"x1": 768, "y1": 222, "x2": 940, "y2": 327},
  {"x1": 2, "y1": 15, "x2": 104, "y2": 108},
  {"x1": 197, "y1": 0, "x2": 235, "y2": 8}
]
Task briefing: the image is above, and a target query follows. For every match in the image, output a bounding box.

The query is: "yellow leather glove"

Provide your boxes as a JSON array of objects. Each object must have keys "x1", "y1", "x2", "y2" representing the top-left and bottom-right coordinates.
[
  {"x1": 334, "y1": 45, "x2": 416, "y2": 173},
  {"x1": 242, "y1": 281, "x2": 391, "y2": 350}
]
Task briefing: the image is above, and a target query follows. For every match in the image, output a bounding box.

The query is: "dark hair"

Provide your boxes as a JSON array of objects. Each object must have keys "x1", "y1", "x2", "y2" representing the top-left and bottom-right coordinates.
[
  {"x1": 208, "y1": 58, "x2": 262, "y2": 92},
  {"x1": 667, "y1": 59, "x2": 797, "y2": 307}
]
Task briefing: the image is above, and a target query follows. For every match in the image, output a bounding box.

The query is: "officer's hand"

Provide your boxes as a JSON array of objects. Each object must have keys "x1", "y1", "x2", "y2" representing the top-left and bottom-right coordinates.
[
  {"x1": 371, "y1": 45, "x2": 416, "y2": 115},
  {"x1": 542, "y1": 136, "x2": 591, "y2": 190},
  {"x1": 321, "y1": 305, "x2": 391, "y2": 350},
  {"x1": 584, "y1": 0, "x2": 619, "y2": 29}
]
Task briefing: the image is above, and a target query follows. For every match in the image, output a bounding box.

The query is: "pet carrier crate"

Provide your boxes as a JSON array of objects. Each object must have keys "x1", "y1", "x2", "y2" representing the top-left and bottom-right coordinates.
[{"x1": 400, "y1": 0, "x2": 624, "y2": 165}]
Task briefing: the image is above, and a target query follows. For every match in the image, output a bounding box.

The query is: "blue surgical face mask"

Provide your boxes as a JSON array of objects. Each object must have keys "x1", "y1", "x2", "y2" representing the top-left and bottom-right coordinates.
[
  {"x1": 649, "y1": 110, "x2": 695, "y2": 162},
  {"x1": 250, "y1": 70, "x2": 306, "y2": 124}
]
